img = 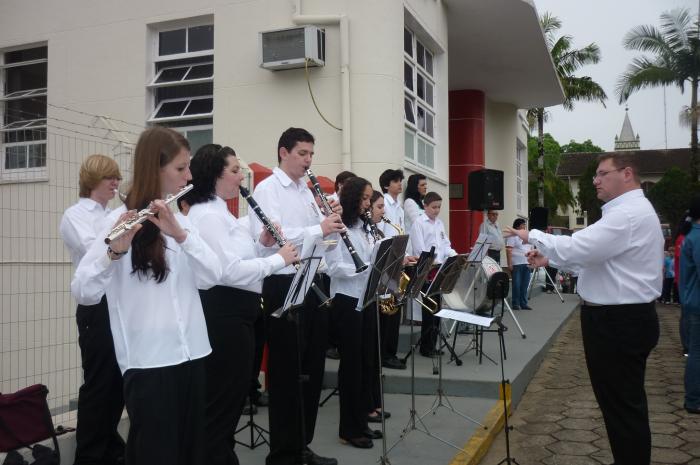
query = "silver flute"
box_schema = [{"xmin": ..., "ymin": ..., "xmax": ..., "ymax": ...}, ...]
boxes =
[{"xmin": 104, "ymin": 184, "xmax": 193, "ymax": 244}]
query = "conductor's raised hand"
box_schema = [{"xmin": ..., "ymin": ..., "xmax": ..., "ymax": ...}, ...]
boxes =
[
  {"xmin": 504, "ymin": 226, "xmax": 529, "ymax": 243},
  {"xmin": 321, "ymin": 213, "xmax": 345, "ymax": 237},
  {"xmin": 277, "ymin": 242, "xmax": 299, "ymax": 266},
  {"xmin": 526, "ymin": 249, "xmax": 549, "ymax": 268},
  {"xmin": 147, "ymin": 199, "xmax": 188, "ymax": 243},
  {"xmin": 109, "ymin": 211, "xmax": 141, "ymax": 254}
]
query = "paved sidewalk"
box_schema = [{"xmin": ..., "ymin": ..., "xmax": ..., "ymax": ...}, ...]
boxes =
[{"xmin": 479, "ymin": 304, "xmax": 700, "ymax": 465}]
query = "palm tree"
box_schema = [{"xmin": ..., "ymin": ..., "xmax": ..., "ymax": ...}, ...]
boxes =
[
  {"xmin": 531, "ymin": 13, "xmax": 608, "ymax": 208},
  {"xmin": 617, "ymin": 8, "xmax": 700, "ymax": 181}
]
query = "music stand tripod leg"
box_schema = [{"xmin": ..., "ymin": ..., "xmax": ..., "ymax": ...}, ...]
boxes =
[{"xmin": 543, "ymin": 268, "xmax": 565, "ymax": 303}]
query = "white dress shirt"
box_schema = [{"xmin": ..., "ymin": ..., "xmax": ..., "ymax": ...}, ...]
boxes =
[
  {"xmin": 403, "ymin": 198, "xmax": 422, "ymax": 236},
  {"xmin": 326, "ymin": 221, "xmax": 375, "ymax": 306},
  {"xmin": 188, "ymin": 196, "xmax": 286, "ymax": 294},
  {"xmin": 409, "ymin": 212, "xmax": 457, "ymax": 264},
  {"xmin": 480, "ymin": 219, "xmax": 505, "ymax": 251},
  {"xmin": 528, "ymin": 189, "xmax": 663, "ymax": 305},
  {"xmin": 249, "ymin": 167, "xmax": 328, "ymax": 275},
  {"xmin": 59, "ymin": 198, "xmax": 111, "ymax": 267},
  {"xmin": 383, "ymin": 194, "xmax": 405, "ymax": 237},
  {"xmin": 506, "ymin": 235, "xmax": 531, "ymax": 266},
  {"xmin": 71, "ymin": 206, "xmax": 222, "ymax": 373}
]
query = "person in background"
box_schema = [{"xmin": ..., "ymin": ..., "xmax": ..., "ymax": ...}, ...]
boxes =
[
  {"xmin": 410, "ymin": 191, "xmax": 457, "ymax": 357},
  {"xmin": 403, "ymin": 173, "xmax": 427, "ymax": 235},
  {"xmin": 680, "ymin": 194, "xmax": 700, "ymax": 416},
  {"xmin": 60, "ymin": 154, "xmax": 125, "ymax": 465},
  {"xmin": 378, "ymin": 169, "xmax": 407, "ymax": 370},
  {"xmin": 676, "ymin": 215, "xmax": 693, "ymax": 355},
  {"xmin": 479, "ymin": 210, "xmax": 505, "ymax": 264},
  {"xmin": 71, "ymin": 127, "xmax": 223, "ymax": 465},
  {"xmin": 662, "ymin": 247, "xmax": 676, "ymax": 304},
  {"xmin": 185, "ymin": 144, "xmax": 298, "ymax": 465},
  {"xmin": 505, "ymin": 218, "xmax": 532, "ymax": 310}
]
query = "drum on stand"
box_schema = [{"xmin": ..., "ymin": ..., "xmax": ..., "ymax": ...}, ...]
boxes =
[{"xmin": 441, "ymin": 256, "xmax": 503, "ymax": 314}]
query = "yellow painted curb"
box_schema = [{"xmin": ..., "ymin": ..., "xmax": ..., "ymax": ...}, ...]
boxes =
[{"xmin": 448, "ymin": 382, "xmax": 512, "ymax": 465}]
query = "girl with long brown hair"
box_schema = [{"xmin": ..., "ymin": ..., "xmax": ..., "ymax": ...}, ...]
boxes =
[{"xmin": 71, "ymin": 126, "xmax": 222, "ymax": 465}]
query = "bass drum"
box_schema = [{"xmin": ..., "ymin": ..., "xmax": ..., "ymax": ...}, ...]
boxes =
[{"xmin": 441, "ymin": 256, "xmax": 503, "ymax": 314}]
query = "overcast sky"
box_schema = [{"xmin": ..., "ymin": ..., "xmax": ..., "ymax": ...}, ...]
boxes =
[{"xmin": 531, "ymin": 0, "xmax": 697, "ymax": 151}]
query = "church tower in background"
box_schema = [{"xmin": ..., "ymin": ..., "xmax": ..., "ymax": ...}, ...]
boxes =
[{"xmin": 614, "ymin": 107, "xmax": 640, "ymax": 151}]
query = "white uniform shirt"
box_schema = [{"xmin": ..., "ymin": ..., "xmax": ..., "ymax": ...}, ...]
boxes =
[
  {"xmin": 71, "ymin": 206, "xmax": 222, "ymax": 373},
  {"xmin": 403, "ymin": 198, "xmax": 422, "ymax": 236},
  {"xmin": 506, "ymin": 235, "xmax": 531, "ymax": 266},
  {"xmin": 409, "ymin": 212, "xmax": 457, "ymax": 264},
  {"xmin": 187, "ymin": 196, "xmax": 286, "ymax": 294},
  {"xmin": 326, "ymin": 221, "xmax": 375, "ymax": 305},
  {"xmin": 248, "ymin": 167, "xmax": 327, "ymax": 275},
  {"xmin": 59, "ymin": 198, "xmax": 111, "ymax": 267},
  {"xmin": 528, "ymin": 189, "xmax": 663, "ymax": 305},
  {"xmin": 383, "ymin": 194, "xmax": 405, "ymax": 237},
  {"xmin": 480, "ymin": 219, "xmax": 505, "ymax": 252}
]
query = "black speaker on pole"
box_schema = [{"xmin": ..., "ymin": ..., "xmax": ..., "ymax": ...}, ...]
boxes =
[
  {"xmin": 468, "ymin": 169, "xmax": 504, "ymax": 211},
  {"xmin": 529, "ymin": 207, "xmax": 549, "ymax": 231}
]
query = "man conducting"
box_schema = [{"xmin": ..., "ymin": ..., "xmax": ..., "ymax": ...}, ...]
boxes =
[{"xmin": 506, "ymin": 152, "xmax": 662, "ymax": 465}]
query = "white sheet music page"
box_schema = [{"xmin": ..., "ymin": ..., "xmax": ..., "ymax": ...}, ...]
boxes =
[{"xmin": 434, "ymin": 308, "xmax": 494, "ymax": 328}]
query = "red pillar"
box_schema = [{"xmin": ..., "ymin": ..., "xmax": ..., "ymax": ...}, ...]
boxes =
[{"xmin": 449, "ymin": 90, "xmax": 485, "ymax": 253}]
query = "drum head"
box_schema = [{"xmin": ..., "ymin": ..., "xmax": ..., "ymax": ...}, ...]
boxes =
[{"xmin": 441, "ymin": 257, "xmax": 503, "ymax": 313}]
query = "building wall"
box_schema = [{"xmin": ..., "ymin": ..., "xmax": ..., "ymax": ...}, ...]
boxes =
[{"xmin": 0, "ymin": 0, "xmax": 455, "ymax": 415}]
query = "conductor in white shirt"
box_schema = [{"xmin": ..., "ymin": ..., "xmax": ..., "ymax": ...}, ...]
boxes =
[
  {"xmin": 59, "ymin": 154, "xmax": 125, "ymax": 465},
  {"xmin": 249, "ymin": 128, "xmax": 345, "ymax": 465},
  {"xmin": 506, "ymin": 152, "xmax": 663, "ymax": 465}
]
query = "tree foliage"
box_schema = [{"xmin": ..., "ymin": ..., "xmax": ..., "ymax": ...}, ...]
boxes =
[
  {"xmin": 527, "ymin": 134, "xmax": 575, "ymax": 221},
  {"xmin": 617, "ymin": 8, "xmax": 700, "ymax": 180},
  {"xmin": 647, "ymin": 167, "xmax": 699, "ymax": 227},
  {"xmin": 561, "ymin": 139, "xmax": 604, "ymax": 153}
]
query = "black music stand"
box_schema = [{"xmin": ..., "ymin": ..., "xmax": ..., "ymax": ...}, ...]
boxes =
[
  {"xmin": 235, "ymin": 395, "xmax": 269, "ymax": 449},
  {"xmin": 360, "ymin": 235, "xmax": 409, "ymax": 465},
  {"xmin": 272, "ymin": 239, "xmax": 326, "ymax": 465}
]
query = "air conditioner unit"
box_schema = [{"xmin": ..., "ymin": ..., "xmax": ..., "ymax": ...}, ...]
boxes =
[{"xmin": 260, "ymin": 26, "xmax": 325, "ymax": 71}]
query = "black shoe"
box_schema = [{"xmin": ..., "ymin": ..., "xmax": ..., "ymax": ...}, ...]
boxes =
[
  {"xmin": 363, "ymin": 428, "xmax": 383, "ymax": 439},
  {"xmin": 254, "ymin": 391, "xmax": 269, "ymax": 407},
  {"xmin": 300, "ymin": 449, "xmax": 338, "ymax": 465},
  {"xmin": 242, "ymin": 403, "xmax": 258, "ymax": 415},
  {"xmin": 367, "ymin": 410, "xmax": 391, "ymax": 422},
  {"xmin": 382, "ymin": 357, "xmax": 406, "ymax": 370},
  {"xmin": 326, "ymin": 347, "xmax": 340, "ymax": 360},
  {"xmin": 340, "ymin": 436, "xmax": 373, "ymax": 448},
  {"xmin": 686, "ymin": 406, "xmax": 700, "ymax": 414},
  {"xmin": 521, "ymin": 305, "xmax": 532, "ymax": 310}
]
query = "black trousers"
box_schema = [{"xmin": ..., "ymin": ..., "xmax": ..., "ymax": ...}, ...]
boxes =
[
  {"xmin": 487, "ymin": 249, "xmax": 500, "ymax": 263},
  {"xmin": 263, "ymin": 274, "xmax": 329, "ymax": 465},
  {"xmin": 335, "ymin": 295, "xmax": 371, "ymax": 438},
  {"xmin": 363, "ymin": 303, "xmax": 382, "ymax": 412},
  {"xmin": 545, "ymin": 266, "xmax": 558, "ymax": 291},
  {"xmin": 123, "ymin": 358, "xmax": 206, "ymax": 465},
  {"xmin": 250, "ymin": 307, "xmax": 267, "ymax": 399},
  {"xmin": 379, "ymin": 311, "xmax": 401, "ymax": 361},
  {"xmin": 581, "ymin": 303, "xmax": 659, "ymax": 465},
  {"xmin": 200, "ymin": 286, "xmax": 260, "ymax": 465},
  {"xmin": 74, "ymin": 296, "xmax": 125, "ymax": 465},
  {"xmin": 420, "ymin": 286, "xmax": 441, "ymax": 354}
]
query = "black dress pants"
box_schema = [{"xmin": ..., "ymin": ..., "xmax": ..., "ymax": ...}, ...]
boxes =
[
  {"xmin": 263, "ymin": 274, "xmax": 329, "ymax": 465},
  {"xmin": 335, "ymin": 294, "xmax": 371, "ymax": 439},
  {"xmin": 420, "ymin": 285, "xmax": 441, "ymax": 354},
  {"xmin": 200, "ymin": 286, "xmax": 260, "ymax": 465},
  {"xmin": 379, "ymin": 311, "xmax": 401, "ymax": 361},
  {"xmin": 363, "ymin": 303, "xmax": 382, "ymax": 412},
  {"xmin": 580, "ymin": 303, "xmax": 659, "ymax": 465},
  {"xmin": 74, "ymin": 296, "xmax": 125, "ymax": 465},
  {"xmin": 123, "ymin": 358, "xmax": 206, "ymax": 465},
  {"xmin": 250, "ymin": 307, "xmax": 267, "ymax": 400}
]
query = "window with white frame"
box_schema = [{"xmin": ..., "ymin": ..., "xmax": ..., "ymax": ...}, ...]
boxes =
[
  {"xmin": 404, "ymin": 27, "xmax": 436, "ymax": 170},
  {"xmin": 148, "ymin": 22, "xmax": 214, "ymax": 153},
  {"xmin": 0, "ymin": 45, "xmax": 47, "ymax": 177},
  {"xmin": 516, "ymin": 139, "xmax": 526, "ymax": 213}
]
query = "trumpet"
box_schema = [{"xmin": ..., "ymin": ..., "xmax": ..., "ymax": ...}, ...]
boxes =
[
  {"xmin": 239, "ymin": 186, "xmax": 332, "ymax": 307},
  {"xmin": 306, "ymin": 169, "xmax": 368, "ymax": 273},
  {"xmin": 104, "ymin": 184, "xmax": 193, "ymax": 244}
]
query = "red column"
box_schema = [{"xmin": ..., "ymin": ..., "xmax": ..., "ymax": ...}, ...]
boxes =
[{"xmin": 449, "ymin": 90, "xmax": 485, "ymax": 253}]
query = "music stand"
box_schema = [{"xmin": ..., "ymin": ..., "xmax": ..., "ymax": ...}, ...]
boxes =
[
  {"xmin": 271, "ymin": 237, "xmax": 328, "ymax": 465},
  {"xmin": 359, "ymin": 235, "xmax": 409, "ymax": 465}
]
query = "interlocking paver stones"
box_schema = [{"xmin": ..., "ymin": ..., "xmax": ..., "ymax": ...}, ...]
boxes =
[{"xmin": 479, "ymin": 305, "xmax": 700, "ymax": 465}]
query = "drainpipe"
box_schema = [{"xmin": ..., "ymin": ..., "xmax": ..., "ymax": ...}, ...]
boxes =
[{"xmin": 293, "ymin": 0, "xmax": 352, "ymax": 171}]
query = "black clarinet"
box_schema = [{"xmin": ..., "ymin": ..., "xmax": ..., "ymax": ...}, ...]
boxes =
[
  {"xmin": 364, "ymin": 211, "xmax": 384, "ymax": 242},
  {"xmin": 306, "ymin": 169, "xmax": 369, "ymax": 273},
  {"xmin": 239, "ymin": 186, "xmax": 332, "ymax": 307}
]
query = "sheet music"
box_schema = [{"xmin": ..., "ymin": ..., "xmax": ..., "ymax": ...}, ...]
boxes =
[
  {"xmin": 434, "ymin": 309, "xmax": 494, "ymax": 327},
  {"xmin": 276, "ymin": 235, "xmax": 328, "ymax": 316}
]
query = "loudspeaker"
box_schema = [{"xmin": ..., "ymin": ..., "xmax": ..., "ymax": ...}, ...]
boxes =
[
  {"xmin": 529, "ymin": 207, "xmax": 549, "ymax": 231},
  {"xmin": 468, "ymin": 169, "xmax": 504, "ymax": 210}
]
